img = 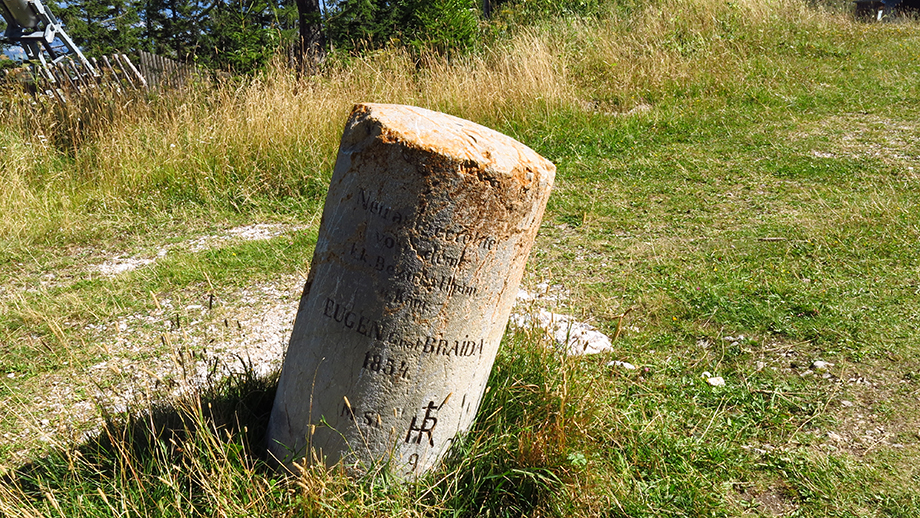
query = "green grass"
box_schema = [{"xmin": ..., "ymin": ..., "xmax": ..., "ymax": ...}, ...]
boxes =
[{"xmin": 3, "ymin": 0, "xmax": 920, "ymax": 515}]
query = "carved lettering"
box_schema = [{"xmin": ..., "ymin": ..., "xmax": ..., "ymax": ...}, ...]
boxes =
[
  {"xmin": 405, "ymin": 401, "xmax": 439, "ymax": 446},
  {"xmin": 418, "ymin": 243, "xmax": 470, "ymax": 268},
  {"xmin": 375, "ymin": 230, "xmax": 396, "ymax": 249},
  {"xmin": 344, "ymin": 310, "xmax": 357, "ymax": 329},
  {"xmin": 414, "ymin": 221, "xmax": 497, "ymax": 250},
  {"xmin": 435, "ymin": 274, "xmax": 477, "ymax": 297},
  {"xmin": 359, "ymin": 188, "xmax": 406, "ymax": 224},
  {"xmin": 362, "ymin": 350, "xmax": 410, "ymax": 379},
  {"xmin": 341, "ymin": 401, "xmax": 382, "ymax": 429},
  {"xmin": 418, "ymin": 335, "xmax": 484, "ymax": 357},
  {"xmin": 266, "ymin": 103, "xmax": 556, "ymax": 478},
  {"xmin": 389, "ymin": 268, "xmax": 478, "ymax": 299},
  {"xmin": 371, "ymin": 319, "xmax": 386, "ymax": 341},
  {"xmin": 346, "ymin": 240, "xmax": 481, "ymax": 304},
  {"xmin": 324, "ymin": 298, "xmax": 390, "ymax": 342},
  {"xmin": 324, "ymin": 297, "xmax": 487, "ymax": 359},
  {"xmin": 382, "ymin": 287, "xmax": 432, "ymax": 314},
  {"xmin": 363, "ymin": 351, "xmax": 382, "ymax": 371},
  {"xmin": 349, "ymin": 242, "xmax": 369, "ymax": 264},
  {"xmin": 363, "ymin": 411, "xmax": 382, "ymax": 428}
]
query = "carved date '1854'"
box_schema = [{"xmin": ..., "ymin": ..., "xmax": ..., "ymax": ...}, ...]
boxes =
[{"xmin": 362, "ymin": 350, "xmax": 410, "ymax": 379}]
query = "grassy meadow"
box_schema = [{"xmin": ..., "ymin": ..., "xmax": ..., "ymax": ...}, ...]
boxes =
[{"xmin": 2, "ymin": 0, "xmax": 920, "ymax": 515}]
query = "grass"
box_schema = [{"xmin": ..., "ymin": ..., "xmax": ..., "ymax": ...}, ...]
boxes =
[{"xmin": 2, "ymin": 0, "xmax": 920, "ymax": 515}]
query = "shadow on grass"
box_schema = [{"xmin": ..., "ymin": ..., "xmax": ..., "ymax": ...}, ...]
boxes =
[
  {"xmin": 1, "ymin": 333, "xmax": 574, "ymax": 517},
  {"xmin": 1, "ymin": 365, "xmax": 280, "ymax": 514}
]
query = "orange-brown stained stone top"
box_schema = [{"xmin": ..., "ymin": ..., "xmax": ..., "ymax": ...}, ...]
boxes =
[{"xmin": 348, "ymin": 103, "xmax": 556, "ymax": 186}]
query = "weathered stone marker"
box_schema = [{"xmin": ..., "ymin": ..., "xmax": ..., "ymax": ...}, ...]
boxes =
[{"xmin": 267, "ymin": 103, "xmax": 555, "ymax": 477}]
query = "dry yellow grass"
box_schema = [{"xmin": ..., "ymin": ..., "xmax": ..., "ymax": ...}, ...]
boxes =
[{"xmin": 0, "ymin": 0, "xmax": 861, "ymax": 244}]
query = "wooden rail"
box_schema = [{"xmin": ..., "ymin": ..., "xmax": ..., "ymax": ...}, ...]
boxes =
[{"xmin": 1, "ymin": 51, "xmax": 197, "ymax": 101}]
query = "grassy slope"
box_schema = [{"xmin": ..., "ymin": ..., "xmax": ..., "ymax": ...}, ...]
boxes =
[{"xmin": 2, "ymin": 0, "xmax": 920, "ymax": 515}]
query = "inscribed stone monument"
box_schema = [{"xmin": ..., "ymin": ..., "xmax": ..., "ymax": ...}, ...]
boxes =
[{"xmin": 267, "ymin": 103, "xmax": 555, "ymax": 477}]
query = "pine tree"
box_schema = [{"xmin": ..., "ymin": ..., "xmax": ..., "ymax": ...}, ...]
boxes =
[
  {"xmin": 294, "ymin": 0, "xmax": 323, "ymax": 72},
  {"xmin": 141, "ymin": 0, "xmax": 210, "ymax": 61},
  {"xmin": 55, "ymin": 0, "xmax": 144, "ymax": 56},
  {"xmin": 325, "ymin": 0, "xmax": 478, "ymax": 55},
  {"xmin": 202, "ymin": 0, "xmax": 296, "ymax": 72}
]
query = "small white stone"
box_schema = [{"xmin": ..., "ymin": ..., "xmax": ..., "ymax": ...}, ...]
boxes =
[
  {"xmin": 607, "ymin": 360, "xmax": 636, "ymax": 370},
  {"xmin": 706, "ymin": 376, "xmax": 726, "ymax": 387},
  {"xmin": 811, "ymin": 360, "xmax": 833, "ymax": 371},
  {"xmin": 840, "ymin": 400, "xmax": 854, "ymax": 407},
  {"xmin": 516, "ymin": 289, "xmax": 534, "ymax": 301},
  {"xmin": 512, "ymin": 309, "xmax": 614, "ymax": 355}
]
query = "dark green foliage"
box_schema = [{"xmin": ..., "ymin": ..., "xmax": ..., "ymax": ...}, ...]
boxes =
[
  {"xmin": 3, "ymin": 0, "xmax": 611, "ymax": 72},
  {"xmin": 324, "ymin": 0, "xmax": 480, "ymax": 55},
  {"xmin": 139, "ymin": 0, "xmax": 298, "ymax": 71},
  {"xmin": 407, "ymin": 0, "xmax": 479, "ymax": 54},
  {"xmin": 141, "ymin": 0, "xmax": 212, "ymax": 60},
  {"xmin": 199, "ymin": 0, "xmax": 297, "ymax": 71},
  {"xmin": 49, "ymin": 0, "xmax": 297, "ymax": 72},
  {"xmin": 54, "ymin": 0, "xmax": 144, "ymax": 56}
]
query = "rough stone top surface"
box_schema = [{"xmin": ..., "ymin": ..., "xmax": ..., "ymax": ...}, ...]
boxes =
[{"xmin": 348, "ymin": 103, "xmax": 555, "ymax": 182}]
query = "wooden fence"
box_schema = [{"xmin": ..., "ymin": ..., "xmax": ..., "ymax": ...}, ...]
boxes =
[
  {"xmin": 1, "ymin": 53, "xmax": 147, "ymax": 101},
  {"xmin": 1, "ymin": 51, "xmax": 197, "ymax": 101},
  {"xmin": 134, "ymin": 50, "xmax": 195, "ymax": 90}
]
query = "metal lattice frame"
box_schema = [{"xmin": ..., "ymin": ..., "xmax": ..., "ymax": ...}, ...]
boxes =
[{"xmin": 1, "ymin": 0, "xmax": 97, "ymax": 82}]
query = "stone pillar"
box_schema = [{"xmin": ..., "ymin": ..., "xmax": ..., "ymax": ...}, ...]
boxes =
[{"xmin": 267, "ymin": 103, "xmax": 555, "ymax": 477}]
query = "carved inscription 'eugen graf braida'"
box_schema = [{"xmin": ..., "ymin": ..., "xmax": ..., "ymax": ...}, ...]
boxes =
[{"xmin": 322, "ymin": 296, "xmax": 486, "ymax": 359}]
